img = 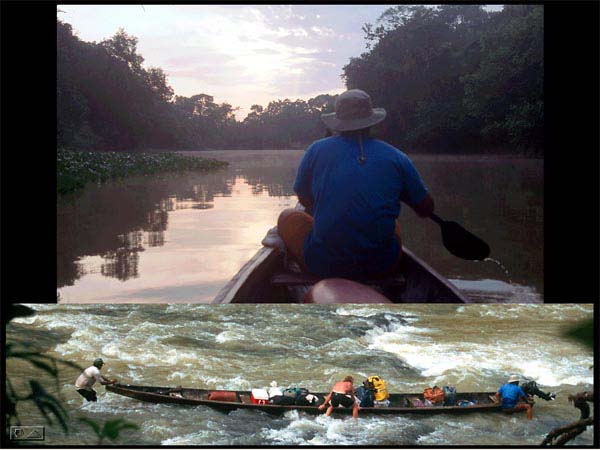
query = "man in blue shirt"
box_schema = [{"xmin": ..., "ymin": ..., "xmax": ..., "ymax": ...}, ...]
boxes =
[
  {"xmin": 278, "ymin": 89, "xmax": 435, "ymax": 281},
  {"xmin": 495, "ymin": 375, "xmax": 533, "ymax": 419}
]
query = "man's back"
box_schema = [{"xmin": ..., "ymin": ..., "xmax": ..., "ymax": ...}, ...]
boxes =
[
  {"xmin": 75, "ymin": 365, "xmax": 101, "ymax": 390},
  {"xmin": 498, "ymin": 383, "xmax": 526, "ymax": 408},
  {"xmin": 294, "ymin": 134, "xmax": 428, "ymax": 278},
  {"xmin": 332, "ymin": 380, "xmax": 353, "ymax": 394}
]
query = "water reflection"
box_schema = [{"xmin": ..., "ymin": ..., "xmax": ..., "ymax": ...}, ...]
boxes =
[
  {"xmin": 57, "ymin": 151, "xmax": 543, "ymax": 303},
  {"xmin": 57, "ymin": 153, "xmax": 299, "ymax": 302}
]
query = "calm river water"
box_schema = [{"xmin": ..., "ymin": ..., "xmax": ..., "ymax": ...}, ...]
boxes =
[
  {"xmin": 7, "ymin": 304, "xmax": 592, "ymax": 446},
  {"xmin": 57, "ymin": 150, "xmax": 543, "ymax": 303}
]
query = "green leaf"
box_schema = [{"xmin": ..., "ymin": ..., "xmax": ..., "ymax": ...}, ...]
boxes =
[
  {"xmin": 4, "ymin": 304, "xmax": 35, "ymax": 324},
  {"xmin": 78, "ymin": 417, "xmax": 102, "ymax": 436},
  {"xmin": 564, "ymin": 319, "xmax": 594, "ymax": 351},
  {"xmin": 103, "ymin": 418, "xmax": 139, "ymax": 441},
  {"xmin": 21, "ymin": 356, "xmax": 59, "ymax": 377},
  {"xmin": 28, "ymin": 380, "xmax": 69, "ymax": 433},
  {"xmin": 7, "ymin": 349, "xmax": 83, "ymax": 372}
]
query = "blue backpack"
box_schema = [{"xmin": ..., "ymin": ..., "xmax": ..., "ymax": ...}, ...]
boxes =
[{"xmin": 355, "ymin": 385, "xmax": 375, "ymax": 408}]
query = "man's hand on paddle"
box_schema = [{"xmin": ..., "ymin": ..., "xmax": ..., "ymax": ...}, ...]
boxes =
[{"xmin": 409, "ymin": 193, "xmax": 435, "ymax": 218}]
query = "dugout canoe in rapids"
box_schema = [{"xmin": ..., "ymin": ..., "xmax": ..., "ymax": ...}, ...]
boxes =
[
  {"xmin": 213, "ymin": 227, "xmax": 470, "ymax": 304},
  {"xmin": 106, "ymin": 384, "xmax": 507, "ymax": 416}
]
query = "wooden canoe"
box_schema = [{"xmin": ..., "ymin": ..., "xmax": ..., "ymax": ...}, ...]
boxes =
[
  {"xmin": 213, "ymin": 243, "xmax": 470, "ymax": 304},
  {"xmin": 107, "ymin": 384, "xmax": 505, "ymax": 416}
]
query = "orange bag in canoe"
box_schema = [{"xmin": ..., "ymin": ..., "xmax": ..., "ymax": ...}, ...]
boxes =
[
  {"xmin": 423, "ymin": 386, "xmax": 445, "ymax": 404},
  {"xmin": 207, "ymin": 391, "xmax": 238, "ymax": 402}
]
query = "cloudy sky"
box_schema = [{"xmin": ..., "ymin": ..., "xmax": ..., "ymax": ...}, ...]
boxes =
[
  {"xmin": 58, "ymin": 5, "xmax": 395, "ymax": 118},
  {"xmin": 58, "ymin": 5, "xmax": 501, "ymax": 119}
]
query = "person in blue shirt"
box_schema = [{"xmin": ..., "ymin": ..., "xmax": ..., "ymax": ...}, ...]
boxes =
[
  {"xmin": 495, "ymin": 375, "xmax": 533, "ymax": 419},
  {"xmin": 277, "ymin": 89, "xmax": 435, "ymax": 282}
]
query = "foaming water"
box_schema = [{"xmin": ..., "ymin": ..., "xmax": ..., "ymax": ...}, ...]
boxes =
[
  {"xmin": 448, "ymin": 257, "xmax": 544, "ymax": 303},
  {"xmin": 7, "ymin": 304, "xmax": 593, "ymax": 446},
  {"xmin": 363, "ymin": 320, "xmax": 593, "ymax": 386},
  {"xmin": 452, "ymin": 278, "xmax": 542, "ymax": 303}
]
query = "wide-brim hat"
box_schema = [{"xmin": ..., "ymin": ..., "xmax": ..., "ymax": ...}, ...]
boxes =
[
  {"xmin": 321, "ymin": 89, "xmax": 386, "ymax": 132},
  {"xmin": 508, "ymin": 374, "xmax": 520, "ymax": 383}
]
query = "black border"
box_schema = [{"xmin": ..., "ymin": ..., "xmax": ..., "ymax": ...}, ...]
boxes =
[
  {"xmin": 1, "ymin": 1, "xmax": 57, "ymax": 303},
  {"xmin": 543, "ymin": 1, "xmax": 600, "ymax": 301}
]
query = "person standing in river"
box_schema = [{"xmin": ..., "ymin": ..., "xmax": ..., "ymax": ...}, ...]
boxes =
[
  {"xmin": 318, "ymin": 375, "xmax": 359, "ymax": 420},
  {"xmin": 278, "ymin": 89, "xmax": 435, "ymax": 280},
  {"xmin": 75, "ymin": 358, "xmax": 116, "ymax": 402},
  {"xmin": 495, "ymin": 375, "xmax": 533, "ymax": 420}
]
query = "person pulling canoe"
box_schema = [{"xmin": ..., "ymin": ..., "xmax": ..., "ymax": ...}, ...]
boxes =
[
  {"xmin": 521, "ymin": 378, "xmax": 556, "ymax": 401},
  {"xmin": 495, "ymin": 375, "xmax": 533, "ymax": 420},
  {"xmin": 278, "ymin": 89, "xmax": 435, "ymax": 281},
  {"xmin": 318, "ymin": 375, "xmax": 359, "ymax": 420},
  {"xmin": 75, "ymin": 358, "xmax": 117, "ymax": 402}
]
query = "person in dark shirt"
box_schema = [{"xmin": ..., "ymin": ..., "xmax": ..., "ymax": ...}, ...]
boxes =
[
  {"xmin": 278, "ymin": 89, "xmax": 434, "ymax": 280},
  {"xmin": 521, "ymin": 378, "xmax": 556, "ymax": 401},
  {"xmin": 495, "ymin": 375, "xmax": 533, "ymax": 420}
]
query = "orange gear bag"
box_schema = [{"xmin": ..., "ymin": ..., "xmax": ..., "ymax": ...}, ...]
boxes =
[{"xmin": 423, "ymin": 386, "xmax": 445, "ymax": 404}]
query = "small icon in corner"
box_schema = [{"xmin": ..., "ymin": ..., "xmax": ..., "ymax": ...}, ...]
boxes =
[{"xmin": 10, "ymin": 426, "xmax": 45, "ymax": 441}]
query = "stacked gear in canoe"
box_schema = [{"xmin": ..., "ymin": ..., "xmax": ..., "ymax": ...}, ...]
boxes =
[
  {"xmin": 250, "ymin": 389, "xmax": 269, "ymax": 404},
  {"xmin": 270, "ymin": 386, "xmax": 322, "ymax": 406},
  {"xmin": 367, "ymin": 376, "xmax": 389, "ymax": 401},
  {"xmin": 355, "ymin": 380, "xmax": 375, "ymax": 407},
  {"xmin": 443, "ymin": 386, "xmax": 457, "ymax": 406},
  {"xmin": 283, "ymin": 387, "xmax": 308, "ymax": 399},
  {"xmin": 423, "ymin": 386, "xmax": 445, "ymax": 405}
]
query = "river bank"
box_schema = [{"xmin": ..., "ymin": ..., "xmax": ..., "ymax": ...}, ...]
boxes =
[{"xmin": 57, "ymin": 148, "xmax": 228, "ymax": 195}]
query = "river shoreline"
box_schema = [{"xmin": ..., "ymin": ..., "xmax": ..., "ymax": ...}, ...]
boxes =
[
  {"xmin": 181, "ymin": 149, "xmax": 544, "ymax": 161},
  {"xmin": 57, "ymin": 148, "xmax": 228, "ymax": 195}
]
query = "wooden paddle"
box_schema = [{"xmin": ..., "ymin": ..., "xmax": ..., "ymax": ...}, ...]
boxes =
[{"xmin": 430, "ymin": 213, "xmax": 490, "ymax": 261}]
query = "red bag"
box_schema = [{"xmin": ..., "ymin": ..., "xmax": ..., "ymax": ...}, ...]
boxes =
[
  {"xmin": 423, "ymin": 386, "xmax": 445, "ymax": 404},
  {"xmin": 207, "ymin": 391, "xmax": 238, "ymax": 402}
]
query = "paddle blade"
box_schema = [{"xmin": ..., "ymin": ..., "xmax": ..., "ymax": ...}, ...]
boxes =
[{"xmin": 440, "ymin": 221, "xmax": 490, "ymax": 261}]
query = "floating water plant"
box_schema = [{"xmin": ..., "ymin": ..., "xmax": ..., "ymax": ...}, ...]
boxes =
[{"xmin": 57, "ymin": 148, "xmax": 228, "ymax": 194}]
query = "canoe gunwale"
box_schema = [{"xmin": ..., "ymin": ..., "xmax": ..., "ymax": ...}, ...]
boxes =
[
  {"xmin": 106, "ymin": 384, "xmax": 503, "ymax": 415},
  {"xmin": 213, "ymin": 243, "xmax": 470, "ymax": 303},
  {"xmin": 212, "ymin": 246, "xmax": 279, "ymax": 303},
  {"xmin": 400, "ymin": 247, "xmax": 471, "ymax": 303}
]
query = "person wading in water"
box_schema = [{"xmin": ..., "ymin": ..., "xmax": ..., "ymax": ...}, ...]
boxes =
[
  {"xmin": 495, "ymin": 375, "xmax": 533, "ymax": 420},
  {"xmin": 75, "ymin": 358, "xmax": 117, "ymax": 402},
  {"xmin": 318, "ymin": 375, "xmax": 359, "ymax": 420},
  {"xmin": 278, "ymin": 89, "xmax": 435, "ymax": 283}
]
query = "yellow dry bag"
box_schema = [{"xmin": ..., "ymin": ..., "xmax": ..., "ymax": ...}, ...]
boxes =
[{"xmin": 368, "ymin": 375, "xmax": 389, "ymax": 401}]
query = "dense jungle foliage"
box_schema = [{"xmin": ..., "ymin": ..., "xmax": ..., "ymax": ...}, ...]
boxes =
[{"xmin": 57, "ymin": 5, "xmax": 543, "ymax": 155}]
